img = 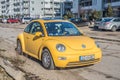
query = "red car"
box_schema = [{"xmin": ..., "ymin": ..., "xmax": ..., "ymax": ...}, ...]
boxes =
[{"xmin": 7, "ymin": 18, "xmax": 19, "ymax": 23}]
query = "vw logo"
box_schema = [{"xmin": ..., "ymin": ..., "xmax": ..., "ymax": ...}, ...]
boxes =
[{"xmin": 82, "ymin": 44, "xmax": 86, "ymax": 48}]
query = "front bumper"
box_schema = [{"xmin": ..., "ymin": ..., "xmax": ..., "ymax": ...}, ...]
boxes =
[{"xmin": 54, "ymin": 50, "xmax": 102, "ymax": 68}]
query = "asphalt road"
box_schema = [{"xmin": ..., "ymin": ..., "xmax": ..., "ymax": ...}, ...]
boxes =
[{"xmin": 0, "ymin": 23, "xmax": 120, "ymax": 80}]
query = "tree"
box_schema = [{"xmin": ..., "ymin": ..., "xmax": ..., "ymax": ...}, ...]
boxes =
[
  {"xmin": 91, "ymin": 10, "xmax": 102, "ymax": 20},
  {"xmin": 63, "ymin": 15, "xmax": 68, "ymax": 20},
  {"xmin": 106, "ymin": 5, "xmax": 113, "ymax": 17},
  {"xmin": 63, "ymin": 11, "xmax": 73, "ymax": 19}
]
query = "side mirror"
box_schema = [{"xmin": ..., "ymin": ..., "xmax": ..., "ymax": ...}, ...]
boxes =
[{"xmin": 35, "ymin": 32, "xmax": 42, "ymax": 37}]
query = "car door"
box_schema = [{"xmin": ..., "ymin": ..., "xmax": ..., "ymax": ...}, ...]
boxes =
[
  {"xmin": 23, "ymin": 22, "xmax": 33, "ymax": 52},
  {"xmin": 24, "ymin": 21, "xmax": 45, "ymax": 57}
]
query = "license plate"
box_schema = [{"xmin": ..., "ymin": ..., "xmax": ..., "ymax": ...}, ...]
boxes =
[{"xmin": 80, "ymin": 55, "xmax": 94, "ymax": 61}]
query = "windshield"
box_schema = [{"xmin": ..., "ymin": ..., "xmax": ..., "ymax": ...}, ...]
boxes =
[
  {"xmin": 24, "ymin": 18, "xmax": 31, "ymax": 20},
  {"xmin": 44, "ymin": 22, "xmax": 83, "ymax": 36}
]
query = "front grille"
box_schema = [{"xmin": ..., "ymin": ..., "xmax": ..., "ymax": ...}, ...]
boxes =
[{"xmin": 66, "ymin": 58, "xmax": 100, "ymax": 67}]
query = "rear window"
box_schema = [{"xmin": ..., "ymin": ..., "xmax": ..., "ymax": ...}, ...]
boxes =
[{"xmin": 24, "ymin": 18, "xmax": 31, "ymax": 20}]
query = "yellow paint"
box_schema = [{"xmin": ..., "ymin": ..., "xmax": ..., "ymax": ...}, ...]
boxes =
[{"xmin": 17, "ymin": 19, "xmax": 102, "ymax": 68}]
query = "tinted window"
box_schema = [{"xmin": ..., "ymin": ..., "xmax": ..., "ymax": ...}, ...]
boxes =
[
  {"xmin": 30, "ymin": 22, "xmax": 44, "ymax": 35},
  {"xmin": 44, "ymin": 22, "xmax": 83, "ymax": 36},
  {"xmin": 24, "ymin": 22, "xmax": 33, "ymax": 33},
  {"xmin": 113, "ymin": 18, "xmax": 120, "ymax": 22},
  {"xmin": 24, "ymin": 18, "xmax": 31, "ymax": 20}
]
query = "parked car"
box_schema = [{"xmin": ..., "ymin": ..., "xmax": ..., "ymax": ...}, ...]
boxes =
[
  {"xmin": 2, "ymin": 18, "xmax": 7, "ymax": 23},
  {"xmin": 98, "ymin": 17, "xmax": 120, "ymax": 31},
  {"xmin": 7, "ymin": 18, "xmax": 19, "ymax": 23},
  {"xmin": 94, "ymin": 17, "xmax": 111, "ymax": 30},
  {"xmin": 0, "ymin": 18, "xmax": 2, "ymax": 23},
  {"xmin": 70, "ymin": 18, "xmax": 88, "ymax": 27},
  {"xmin": 16, "ymin": 19, "xmax": 102, "ymax": 69},
  {"xmin": 21, "ymin": 17, "xmax": 32, "ymax": 24}
]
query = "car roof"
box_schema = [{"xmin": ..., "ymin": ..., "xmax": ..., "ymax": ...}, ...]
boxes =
[{"xmin": 32, "ymin": 19, "xmax": 69, "ymax": 23}]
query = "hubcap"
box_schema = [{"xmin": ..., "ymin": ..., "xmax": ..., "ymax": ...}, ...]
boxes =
[{"xmin": 43, "ymin": 52, "xmax": 51, "ymax": 68}]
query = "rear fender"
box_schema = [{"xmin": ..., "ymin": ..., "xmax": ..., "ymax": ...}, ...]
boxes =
[{"xmin": 17, "ymin": 33, "xmax": 25, "ymax": 52}]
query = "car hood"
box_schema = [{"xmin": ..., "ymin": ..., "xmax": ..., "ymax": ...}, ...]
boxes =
[{"xmin": 50, "ymin": 36, "xmax": 95, "ymax": 50}]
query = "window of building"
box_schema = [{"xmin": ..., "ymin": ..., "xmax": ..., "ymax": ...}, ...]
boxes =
[
  {"xmin": 32, "ymin": 8, "xmax": 34, "ymax": 11},
  {"xmin": 31, "ymin": 1, "xmax": 34, "ymax": 4}
]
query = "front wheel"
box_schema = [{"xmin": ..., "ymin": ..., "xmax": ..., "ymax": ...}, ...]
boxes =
[{"xmin": 41, "ymin": 49, "xmax": 55, "ymax": 70}]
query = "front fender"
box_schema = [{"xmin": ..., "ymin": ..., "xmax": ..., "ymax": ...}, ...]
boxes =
[{"xmin": 38, "ymin": 39, "xmax": 60, "ymax": 61}]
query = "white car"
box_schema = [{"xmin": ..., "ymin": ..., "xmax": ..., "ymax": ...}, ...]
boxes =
[
  {"xmin": 2, "ymin": 18, "xmax": 7, "ymax": 23},
  {"xmin": 21, "ymin": 17, "xmax": 32, "ymax": 24}
]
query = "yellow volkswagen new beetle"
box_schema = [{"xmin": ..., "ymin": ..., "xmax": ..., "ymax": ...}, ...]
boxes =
[{"xmin": 16, "ymin": 19, "xmax": 102, "ymax": 69}]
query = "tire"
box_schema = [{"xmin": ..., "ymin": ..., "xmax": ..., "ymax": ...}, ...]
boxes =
[
  {"xmin": 111, "ymin": 26, "xmax": 117, "ymax": 32},
  {"xmin": 94, "ymin": 26, "xmax": 98, "ymax": 30},
  {"xmin": 42, "ymin": 49, "xmax": 55, "ymax": 70},
  {"xmin": 16, "ymin": 40, "xmax": 23, "ymax": 55}
]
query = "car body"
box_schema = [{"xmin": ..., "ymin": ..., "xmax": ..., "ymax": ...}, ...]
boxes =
[
  {"xmin": 16, "ymin": 19, "xmax": 102, "ymax": 69},
  {"xmin": 98, "ymin": 17, "xmax": 120, "ymax": 31},
  {"xmin": 94, "ymin": 17, "xmax": 111, "ymax": 29},
  {"xmin": 21, "ymin": 17, "xmax": 32, "ymax": 24},
  {"xmin": 7, "ymin": 18, "xmax": 19, "ymax": 23},
  {"xmin": 2, "ymin": 18, "xmax": 7, "ymax": 23}
]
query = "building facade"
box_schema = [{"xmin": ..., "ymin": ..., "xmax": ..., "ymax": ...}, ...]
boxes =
[
  {"xmin": 72, "ymin": 0, "xmax": 120, "ymax": 18},
  {"xmin": 103, "ymin": 0, "xmax": 120, "ymax": 17},
  {"xmin": 71, "ymin": 0, "xmax": 79, "ymax": 18},
  {"xmin": 63, "ymin": 0, "xmax": 73, "ymax": 15},
  {"xmin": 0, "ymin": 0, "xmax": 1, "ymax": 16},
  {"xmin": 0, "ymin": 0, "xmax": 65, "ymax": 18}
]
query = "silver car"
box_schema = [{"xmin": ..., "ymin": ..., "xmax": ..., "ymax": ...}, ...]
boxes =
[{"xmin": 98, "ymin": 17, "xmax": 120, "ymax": 31}]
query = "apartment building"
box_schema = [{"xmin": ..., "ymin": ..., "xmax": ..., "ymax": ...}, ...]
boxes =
[
  {"xmin": 79, "ymin": 0, "xmax": 102, "ymax": 18},
  {"xmin": 42, "ymin": 0, "xmax": 61, "ymax": 18},
  {"xmin": 71, "ymin": 0, "xmax": 79, "ymax": 18},
  {"xmin": 103, "ymin": 0, "xmax": 120, "ymax": 17},
  {"xmin": 0, "ymin": 1, "xmax": 1, "ymax": 16},
  {"xmin": 72, "ymin": 0, "xmax": 120, "ymax": 18},
  {"xmin": 0, "ymin": 0, "xmax": 64, "ymax": 18},
  {"xmin": 62, "ymin": 0, "xmax": 73, "ymax": 15}
]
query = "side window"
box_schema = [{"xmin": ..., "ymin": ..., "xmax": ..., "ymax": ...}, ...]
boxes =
[
  {"xmin": 24, "ymin": 22, "xmax": 33, "ymax": 33},
  {"xmin": 118, "ymin": 18, "xmax": 120, "ymax": 22},
  {"xmin": 113, "ymin": 18, "xmax": 119, "ymax": 22},
  {"xmin": 30, "ymin": 22, "xmax": 44, "ymax": 36}
]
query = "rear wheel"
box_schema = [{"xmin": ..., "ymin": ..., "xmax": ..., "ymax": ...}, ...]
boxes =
[
  {"xmin": 111, "ymin": 26, "xmax": 117, "ymax": 32},
  {"xmin": 16, "ymin": 40, "xmax": 23, "ymax": 55},
  {"xmin": 42, "ymin": 49, "xmax": 55, "ymax": 70}
]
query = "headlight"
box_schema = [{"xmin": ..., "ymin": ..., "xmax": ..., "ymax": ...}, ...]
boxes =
[
  {"xmin": 95, "ymin": 42, "xmax": 100, "ymax": 48},
  {"xmin": 56, "ymin": 44, "xmax": 66, "ymax": 52}
]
